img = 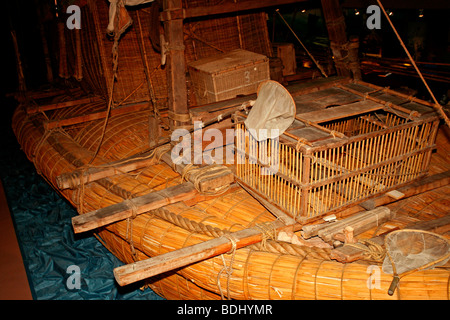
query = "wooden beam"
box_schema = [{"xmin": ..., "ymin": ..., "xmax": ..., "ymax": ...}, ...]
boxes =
[
  {"xmin": 159, "ymin": 152, "xmax": 235, "ymax": 194},
  {"xmin": 321, "ymin": 0, "xmax": 351, "ymax": 77},
  {"xmin": 298, "ymin": 100, "xmax": 383, "ymax": 123},
  {"xmin": 338, "ymin": 84, "xmax": 420, "ymax": 118},
  {"xmin": 27, "ymin": 96, "xmax": 103, "ymax": 114},
  {"xmin": 72, "ymin": 182, "xmax": 198, "ymax": 233},
  {"xmin": 44, "ymin": 101, "xmax": 149, "ymax": 130},
  {"xmin": 301, "ymin": 206, "xmax": 393, "ymax": 239},
  {"xmin": 358, "ymin": 170, "xmax": 450, "ymax": 212},
  {"xmin": 58, "ymin": 143, "xmax": 234, "ymax": 194},
  {"xmin": 113, "ymin": 219, "xmax": 301, "ymax": 286},
  {"xmin": 56, "ymin": 149, "xmax": 160, "ymax": 190},
  {"xmin": 319, "ymin": 207, "xmax": 393, "ymax": 242},
  {"xmin": 163, "ymin": 0, "xmax": 189, "ymax": 129},
  {"xmin": 331, "ymin": 215, "xmax": 450, "ymax": 263},
  {"xmin": 341, "ymin": 0, "xmax": 450, "ymax": 10},
  {"xmin": 161, "ymin": 0, "xmax": 307, "ymax": 21}
]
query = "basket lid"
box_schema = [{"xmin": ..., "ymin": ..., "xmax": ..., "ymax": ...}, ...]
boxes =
[{"xmin": 188, "ymin": 49, "xmax": 268, "ymax": 74}]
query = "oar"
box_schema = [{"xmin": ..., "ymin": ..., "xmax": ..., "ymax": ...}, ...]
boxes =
[
  {"xmin": 72, "ymin": 182, "xmax": 198, "ymax": 233},
  {"xmin": 113, "ymin": 219, "xmax": 301, "ymax": 286}
]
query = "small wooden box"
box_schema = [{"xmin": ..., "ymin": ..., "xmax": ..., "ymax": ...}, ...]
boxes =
[
  {"xmin": 273, "ymin": 43, "xmax": 297, "ymax": 76},
  {"xmin": 188, "ymin": 49, "xmax": 270, "ymax": 105}
]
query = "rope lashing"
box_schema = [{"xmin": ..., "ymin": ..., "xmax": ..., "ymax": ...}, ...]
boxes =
[
  {"xmin": 347, "ymin": 239, "xmax": 386, "ymax": 262},
  {"xmin": 180, "ymin": 164, "xmax": 232, "ymax": 195}
]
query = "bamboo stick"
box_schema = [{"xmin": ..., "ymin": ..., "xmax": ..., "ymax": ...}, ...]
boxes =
[
  {"xmin": 331, "ymin": 214, "xmax": 450, "ymax": 263},
  {"xmin": 375, "ymin": 0, "xmax": 450, "ymax": 129},
  {"xmin": 44, "ymin": 101, "xmax": 149, "ymax": 130},
  {"xmin": 338, "ymin": 84, "xmax": 420, "ymax": 119},
  {"xmin": 113, "ymin": 218, "xmax": 300, "ymax": 286},
  {"xmin": 72, "ymin": 182, "xmax": 198, "ymax": 233},
  {"xmin": 275, "ymin": 9, "xmax": 327, "ymax": 78},
  {"xmin": 27, "ymin": 96, "xmax": 104, "ymax": 115}
]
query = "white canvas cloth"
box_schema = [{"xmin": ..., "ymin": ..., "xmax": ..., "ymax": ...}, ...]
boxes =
[
  {"xmin": 244, "ymin": 80, "xmax": 296, "ymax": 141},
  {"xmin": 107, "ymin": 0, "xmax": 154, "ymax": 33}
]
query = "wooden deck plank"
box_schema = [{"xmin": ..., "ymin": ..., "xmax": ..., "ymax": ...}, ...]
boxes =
[
  {"xmin": 72, "ymin": 182, "xmax": 198, "ymax": 233},
  {"xmin": 44, "ymin": 101, "xmax": 149, "ymax": 130},
  {"xmin": 298, "ymin": 100, "xmax": 383, "ymax": 123}
]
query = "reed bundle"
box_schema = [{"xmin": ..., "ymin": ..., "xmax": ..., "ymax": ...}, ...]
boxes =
[{"xmin": 12, "ymin": 93, "xmax": 450, "ymax": 299}]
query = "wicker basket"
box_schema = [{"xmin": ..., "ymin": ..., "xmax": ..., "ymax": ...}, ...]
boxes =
[{"xmin": 188, "ymin": 49, "xmax": 270, "ymax": 104}]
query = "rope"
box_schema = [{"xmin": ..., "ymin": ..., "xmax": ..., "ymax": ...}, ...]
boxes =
[
  {"xmin": 168, "ymin": 110, "xmax": 191, "ymax": 123},
  {"xmin": 275, "ymin": 9, "xmax": 327, "ymax": 78},
  {"xmin": 253, "ymin": 222, "xmax": 277, "ymax": 250},
  {"xmin": 217, "ymin": 239, "xmax": 237, "ymax": 300},
  {"xmin": 126, "ymin": 199, "xmax": 139, "ymax": 262},
  {"xmin": 88, "ymin": 0, "xmax": 134, "ymax": 164},
  {"xmin": 88, "ymin": 75, "xmax": 115, "ymax": 165},
  {"xmin": 250, "ymin": 240, "xmax": 332, "ymax": 260},
  {"xmin": 346, "ymin": 239, "xmax": 386, "ymax": 262},
  {"xmin": 154, "ymin": 207, "xmax": 331, "ymax": 260},
  {"xmin": 180, "ymin": 164, "xmax": 232, "ymax": 195},
  {"xmin": 32, "ymin": 128, "xmax": 57, "ymax": 175}
]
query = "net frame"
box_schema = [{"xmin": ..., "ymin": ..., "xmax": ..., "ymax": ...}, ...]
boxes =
[{"xmin": 383, "ymin": 229, "xmax": 450, "ymax": 295}]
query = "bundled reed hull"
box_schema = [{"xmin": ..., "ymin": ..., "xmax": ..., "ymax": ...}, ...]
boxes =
[{"xmin": 11, "ymin": 78, "xmax": 450, "ymax": 300}]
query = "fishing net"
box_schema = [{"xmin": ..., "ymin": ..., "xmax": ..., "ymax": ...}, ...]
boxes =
[
  {"xmin": 382, "ymin": 229, "xmax": 450, "ymax": 295},
  {"xmin": 244, "ymin": 80, "xmax": 296, "ymax": 141}
]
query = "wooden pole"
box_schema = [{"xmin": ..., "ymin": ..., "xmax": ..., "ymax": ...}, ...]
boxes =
[
  {"xmin": 72, "ymin": 182, "xmax": 198, "ymax": 233},
  {"xmin": 10, "ymin": 30, "xmax": 26, "ymax": 92},
  {"xmin": 113, "ymin": 219, "xmax": 301, "ymax": 286},
  {"xmin": 34, "ymin": 0, "xmax": 54, "ymax": 83},
  {"xmin": 163, "ymin": 0, "xmax": 189, "ymax": 130},
  {"xmin": 275, "ymin": 9, "xmax": 328, "ymax": 78},
  {"xmin": 320, "ymin": 0, "xmax": 351, "ymax": 77},
  {"xmin": 44, "ymin": 100, "xmax": 147, "ymax": 130},
  {"xmin": 27, "ymin": 96, "xmax": 104, "ymax": 114},
  {"xmin": 331, "ymin": 214, "xmax": 450, "ymax": 263},
  {"xmin": 376, "ymin": 0, "xmax": 450, "ymax": 129},
  {"xmin": 347, "ymin": 35, "xmax": 362, "ymax": 80}
]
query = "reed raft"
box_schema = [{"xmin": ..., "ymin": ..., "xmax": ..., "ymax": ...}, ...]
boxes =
[{"xmin": 12, "ymin": 78, "xmax": 450, "ymax": 300}]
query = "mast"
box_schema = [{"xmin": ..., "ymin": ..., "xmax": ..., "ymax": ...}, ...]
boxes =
[
  {"xmin": 162, "ymin": 0, "xmax": 190, "ymax": 130},
  {"xmin": 321, "ymin": 0, "xmax": 352, "ymax": 77}
]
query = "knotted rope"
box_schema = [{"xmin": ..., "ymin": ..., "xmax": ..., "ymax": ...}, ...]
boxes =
[
  {"xmin": 180, "ymin": 164, "xmax": 232, "ymax": 195},
  {"xmin": 217, "ymin": 233, "xmax": 238, "ymax": 300},
  {"xmin": 126, "ymin": 199, "xmax": 139, "ymax": 262},
  {"xmin": 347, "ymin": 239, "xmax": 386, "ymax": 262}
]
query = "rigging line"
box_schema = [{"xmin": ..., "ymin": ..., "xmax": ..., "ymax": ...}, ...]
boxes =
[
  {"xmin": 88, "ymin": 75, "xmax": 115, "ymax": 165},
  {"xmin": 377, "ymin": 0, "xmax": 450, "ymax": 129},
  {"xmin": 275, "ymin": 9, "xmax": 328, "ymax": 78}
]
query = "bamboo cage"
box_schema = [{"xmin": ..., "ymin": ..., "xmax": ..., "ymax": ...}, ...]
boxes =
[{"xmin": 235, "ymin": 80, "xmax": 441, "ymax": 221}]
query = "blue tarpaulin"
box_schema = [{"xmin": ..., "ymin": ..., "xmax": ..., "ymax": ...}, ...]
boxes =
[{"xmin": 1, "ymin": 99, "xmax": 163, "ymax": 300}]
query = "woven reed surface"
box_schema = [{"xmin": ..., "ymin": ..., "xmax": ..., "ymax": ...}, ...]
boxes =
[
  {"xmin": 62, "ymin": 0, "xmax": 272, "ymax": 108},
  {"xmin": 11, "ymin": 99, "xmax": 450, "ymax": 300}
]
